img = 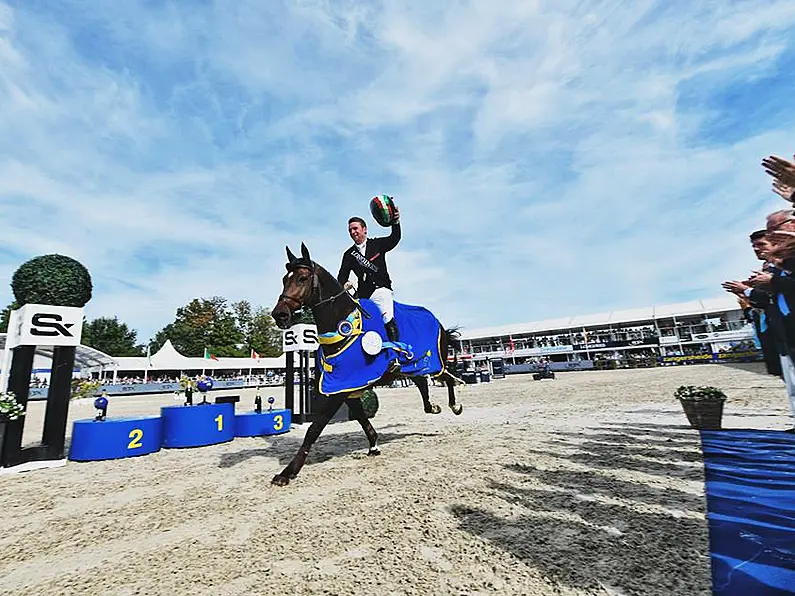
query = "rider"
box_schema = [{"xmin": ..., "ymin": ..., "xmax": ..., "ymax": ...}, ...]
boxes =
[{"xmin": 337, "ymin": 204, "xmax": 401, "ymax": 343}]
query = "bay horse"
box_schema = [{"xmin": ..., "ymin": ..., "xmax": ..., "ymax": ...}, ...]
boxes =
[{"xmin": 270, "ymin": 243, "xmax": 464, "ymax": 487}]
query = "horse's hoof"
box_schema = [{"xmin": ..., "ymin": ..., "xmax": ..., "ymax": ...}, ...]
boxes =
[
  {"xmin": 368, "ymin": 448, "xmax": 381, "ymax": 456},
  {"xmin": 271, "ymin": 475, "xmax": 291, "ymax": 487},
  {"xmin": 451, "ymin": 404, "xmax": 463, "ymax": 416},
  {"xmin": 425, "ymin": 404, "xmax": 442, "ymax": 415}
]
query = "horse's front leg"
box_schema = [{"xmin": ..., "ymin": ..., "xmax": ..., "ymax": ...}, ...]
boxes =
[
  {"xmin": 346, "ymin": 396, "xmax": 380, "ymax": 455},
  {"xmin": 412, "ymin": 375, "xmax": 441, "ymax": 414},
  {"xmin": 271, "ymin": 393, "xmax": 345, "ymax": 487}
]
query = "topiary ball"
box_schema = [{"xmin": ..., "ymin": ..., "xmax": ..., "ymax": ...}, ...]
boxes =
[{"xmin": 11, "ymin": 254, "xmax": 92, "ymax": 307}]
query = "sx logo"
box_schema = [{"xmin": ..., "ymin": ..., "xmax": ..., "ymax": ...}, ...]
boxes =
[{"xmin": 30, "ymin": 313, "xmax": 75, "ymax": 337}]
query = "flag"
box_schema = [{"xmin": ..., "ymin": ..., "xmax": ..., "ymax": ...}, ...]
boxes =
[
  {"xmin": 508, "ymin": 336, "xmax": 515, "ymax": 353},
  {"xmin": 146, "ymin": 345, "xmax": 152, "ymax": 367},
  {"xmin": 203, "ymin": 348, "xmax": 219, "ymax": 361},
  {"xmin": 251, "ymin": 349, "xmax": 260, "ymax": 359}
]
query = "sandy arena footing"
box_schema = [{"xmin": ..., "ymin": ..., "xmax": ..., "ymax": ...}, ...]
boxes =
[{"xmin": 0, "ymin": 363, "xmax": 790, "ymax": 596}]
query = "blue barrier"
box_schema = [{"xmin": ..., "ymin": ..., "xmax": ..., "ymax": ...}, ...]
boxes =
[
  {"xmin": 505, "ymin": 361, "xmax": 595, "ymax": 374},
  {"xmin": 160, "ymin": 403, "xmax": 235, "ymax": 448},
  {"xmin": 68, "ymin": 416, "xmax": 162, "ymax": 462},
  {"xmin": 235, "ymin": 409, "xmax": 291, "ymax": 437}
]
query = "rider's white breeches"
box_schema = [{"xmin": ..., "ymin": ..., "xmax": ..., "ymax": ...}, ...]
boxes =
[{"xmin": 370, "ymin": 288, "xmax": 394, "ymax": 323}]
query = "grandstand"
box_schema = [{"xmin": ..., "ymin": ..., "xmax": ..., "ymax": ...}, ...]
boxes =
[{"xmin": 457, "ymin": 296, "xmax": 759, "ymax": 371}]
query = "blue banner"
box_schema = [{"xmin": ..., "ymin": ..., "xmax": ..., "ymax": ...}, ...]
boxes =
[
  {"xmin": 96, "ymin": 382, "xmax": 182, "ymax": 395},
  {"xmin": 27, "ymin": 379, "xmax": 249, "ymax": 401}
]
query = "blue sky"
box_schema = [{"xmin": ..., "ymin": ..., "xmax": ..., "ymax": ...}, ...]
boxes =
[{"xmin": 2, "ymin": 0, "xmax": 795, "ymax": 344}]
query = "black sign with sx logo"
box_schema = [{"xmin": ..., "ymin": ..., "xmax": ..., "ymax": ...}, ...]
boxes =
[{"xmin": 30, "ymin": 313, "xmax": 75, "ymax": 337}]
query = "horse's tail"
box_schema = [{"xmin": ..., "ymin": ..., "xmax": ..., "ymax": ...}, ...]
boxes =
[{"xmin": 443, "ymin": 326, "xmax": 462, "ymax": 374}]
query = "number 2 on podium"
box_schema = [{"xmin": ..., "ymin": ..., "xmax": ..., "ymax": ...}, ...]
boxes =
[
  {"xmin": 128, "ymin": 428, "xmax": 143, "ymax": 449},
  {"xmin": 215, "ymin": 414, "xmax": 223, "ymax": 431}
]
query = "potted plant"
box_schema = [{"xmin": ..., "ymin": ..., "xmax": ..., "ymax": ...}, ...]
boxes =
[
  {"xmin": 675, "ymin": 385, "xmax": 727, "ymax": 430},
  {"xmin": 0, "ymin": 390, "xmax": 26, "ymax": 462}
]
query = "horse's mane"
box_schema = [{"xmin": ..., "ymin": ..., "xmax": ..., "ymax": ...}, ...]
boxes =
[{"xmin": 313, "ymin": 262, "xmax": 343, "ymax": 294}]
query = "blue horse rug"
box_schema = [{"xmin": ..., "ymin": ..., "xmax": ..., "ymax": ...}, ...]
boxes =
[
  {"xmin": 700, "ymin": 429, "xmax": 795, "ymax": 595},
  {"xmin": 317, "ymin": 299, "xmax": 445, "ymax": 395}
]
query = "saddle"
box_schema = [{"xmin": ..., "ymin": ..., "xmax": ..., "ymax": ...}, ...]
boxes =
[{"xmin": 316, "ymin": 299, "xmax": 445, "ymax": 395}]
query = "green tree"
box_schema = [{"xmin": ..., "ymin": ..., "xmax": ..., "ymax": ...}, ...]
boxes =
[
  {"xmin": 293, "ymin": 308, "xmax": 316, "ymax": 325},
  {"xmin": 150, "ymin": 296, "xmax": 245, "ymax": 357},
  {"xmin": 246, "ymin": 303, "xmax": 283, "ymax": 357},
  {"xmin": 82, "ymin": 316, "xmax": 146, "ymax": 357},
  {"xmin": 0, "ymin": 301, "xmax": 19, "ymax": 333}
]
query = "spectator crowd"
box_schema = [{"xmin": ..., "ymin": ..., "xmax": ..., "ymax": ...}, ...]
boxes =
[{"xmin": 722, "ymin": 153, "xmax": 795, "ymax": 432}]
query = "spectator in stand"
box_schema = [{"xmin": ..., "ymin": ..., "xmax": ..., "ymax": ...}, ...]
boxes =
[
  {"xmin": 754, "ymin": 228, "xmax": 795, "ymax": 429},
  {"xmin": 720, "ymin": 153, "xmax": 795, "ymax": 433},
  {"xmin": 723, "ymin": 230, "xmax": 783, "ymax": 379}
]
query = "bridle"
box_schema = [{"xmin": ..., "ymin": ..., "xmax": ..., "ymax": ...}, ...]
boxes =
[
  {"xmin": 277, "ymin": 263, "xmax": 354, "ymax": 315},
  {"xmin": 277, "ymin": 264, "xmax": 317, "ymax": 314}
]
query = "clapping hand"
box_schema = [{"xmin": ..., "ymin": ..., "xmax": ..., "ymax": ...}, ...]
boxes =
[
  {"xmin": 722, "ymin": 280, "xmax": 749, "ymax": 295},
  {"xmin": 762, "ymin": 154, "xmax": 795, "ymax": 188},
  {"xmin": 772, "ymin": 180, "xmax": 795, "ymax": 203},
  {"xmin": 747, "ymin": 270, "xmax": 773, "ymax": 290}
]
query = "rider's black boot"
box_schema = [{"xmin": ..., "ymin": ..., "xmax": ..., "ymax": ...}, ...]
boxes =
[
  {"xmin": 385, "ymin": 320, "xmax": 399, "ymax": 342},
  {"xmin": 385, "ymin": 320, "xmax": 401, "ymax": 373}
]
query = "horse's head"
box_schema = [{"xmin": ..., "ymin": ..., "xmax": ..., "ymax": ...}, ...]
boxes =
[{"xmin": 272, "ymin": 242, "xmax": 317, "ymax": 329}]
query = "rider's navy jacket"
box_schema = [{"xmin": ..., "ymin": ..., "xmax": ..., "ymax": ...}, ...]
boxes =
[{"xmin": 337, "ymin": 224, "xmax": 401, "ymax": 299}]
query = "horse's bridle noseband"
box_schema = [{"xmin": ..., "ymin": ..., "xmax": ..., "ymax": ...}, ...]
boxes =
[{"xmin": 278, "ymin": 264, "xmax": 318, "ymax": 313}]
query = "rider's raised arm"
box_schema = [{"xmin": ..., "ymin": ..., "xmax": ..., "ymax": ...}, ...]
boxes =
[{"xmin": 382, "ymin": 222, "xmax": 401, "ymax": 252}]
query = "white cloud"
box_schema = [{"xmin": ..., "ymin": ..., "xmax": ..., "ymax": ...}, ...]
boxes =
[{"xmin": 1, "ymin": 0, "xmax": 794, "ymax": 344}]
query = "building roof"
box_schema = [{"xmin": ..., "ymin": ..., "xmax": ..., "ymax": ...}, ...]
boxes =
[
  {"xmin": 459, "ymin": 296, "xmax": 741, "ymax": 340},
  {"xmin": 0, "ymin": 333, "xmax": 117, "ymax": 369},
  {"xmin": 113, "ymin": 339, "xmax": 287, "ymax": 371}
]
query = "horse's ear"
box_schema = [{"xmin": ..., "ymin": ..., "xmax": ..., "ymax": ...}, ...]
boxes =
[
  {"xmin": 300, "ymin": 242, "xmax": 311, "ymax": 262},
  {"xmin": 286, "ymin": 246, "xmax": 297, "ymax": 262}
]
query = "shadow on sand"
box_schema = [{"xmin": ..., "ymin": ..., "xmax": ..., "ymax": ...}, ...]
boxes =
[
  {"xmin": 218, "ymin": 422, "xmax": 440, "ymax": 469},
  {"xmin": 449, "ymin": 421, "xmax": 712, "ymax": 596}
]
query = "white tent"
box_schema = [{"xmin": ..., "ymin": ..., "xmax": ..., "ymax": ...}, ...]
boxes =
[{"xmin": 112, "ymin": 340, "xmax": 287, "ymax": 374}]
